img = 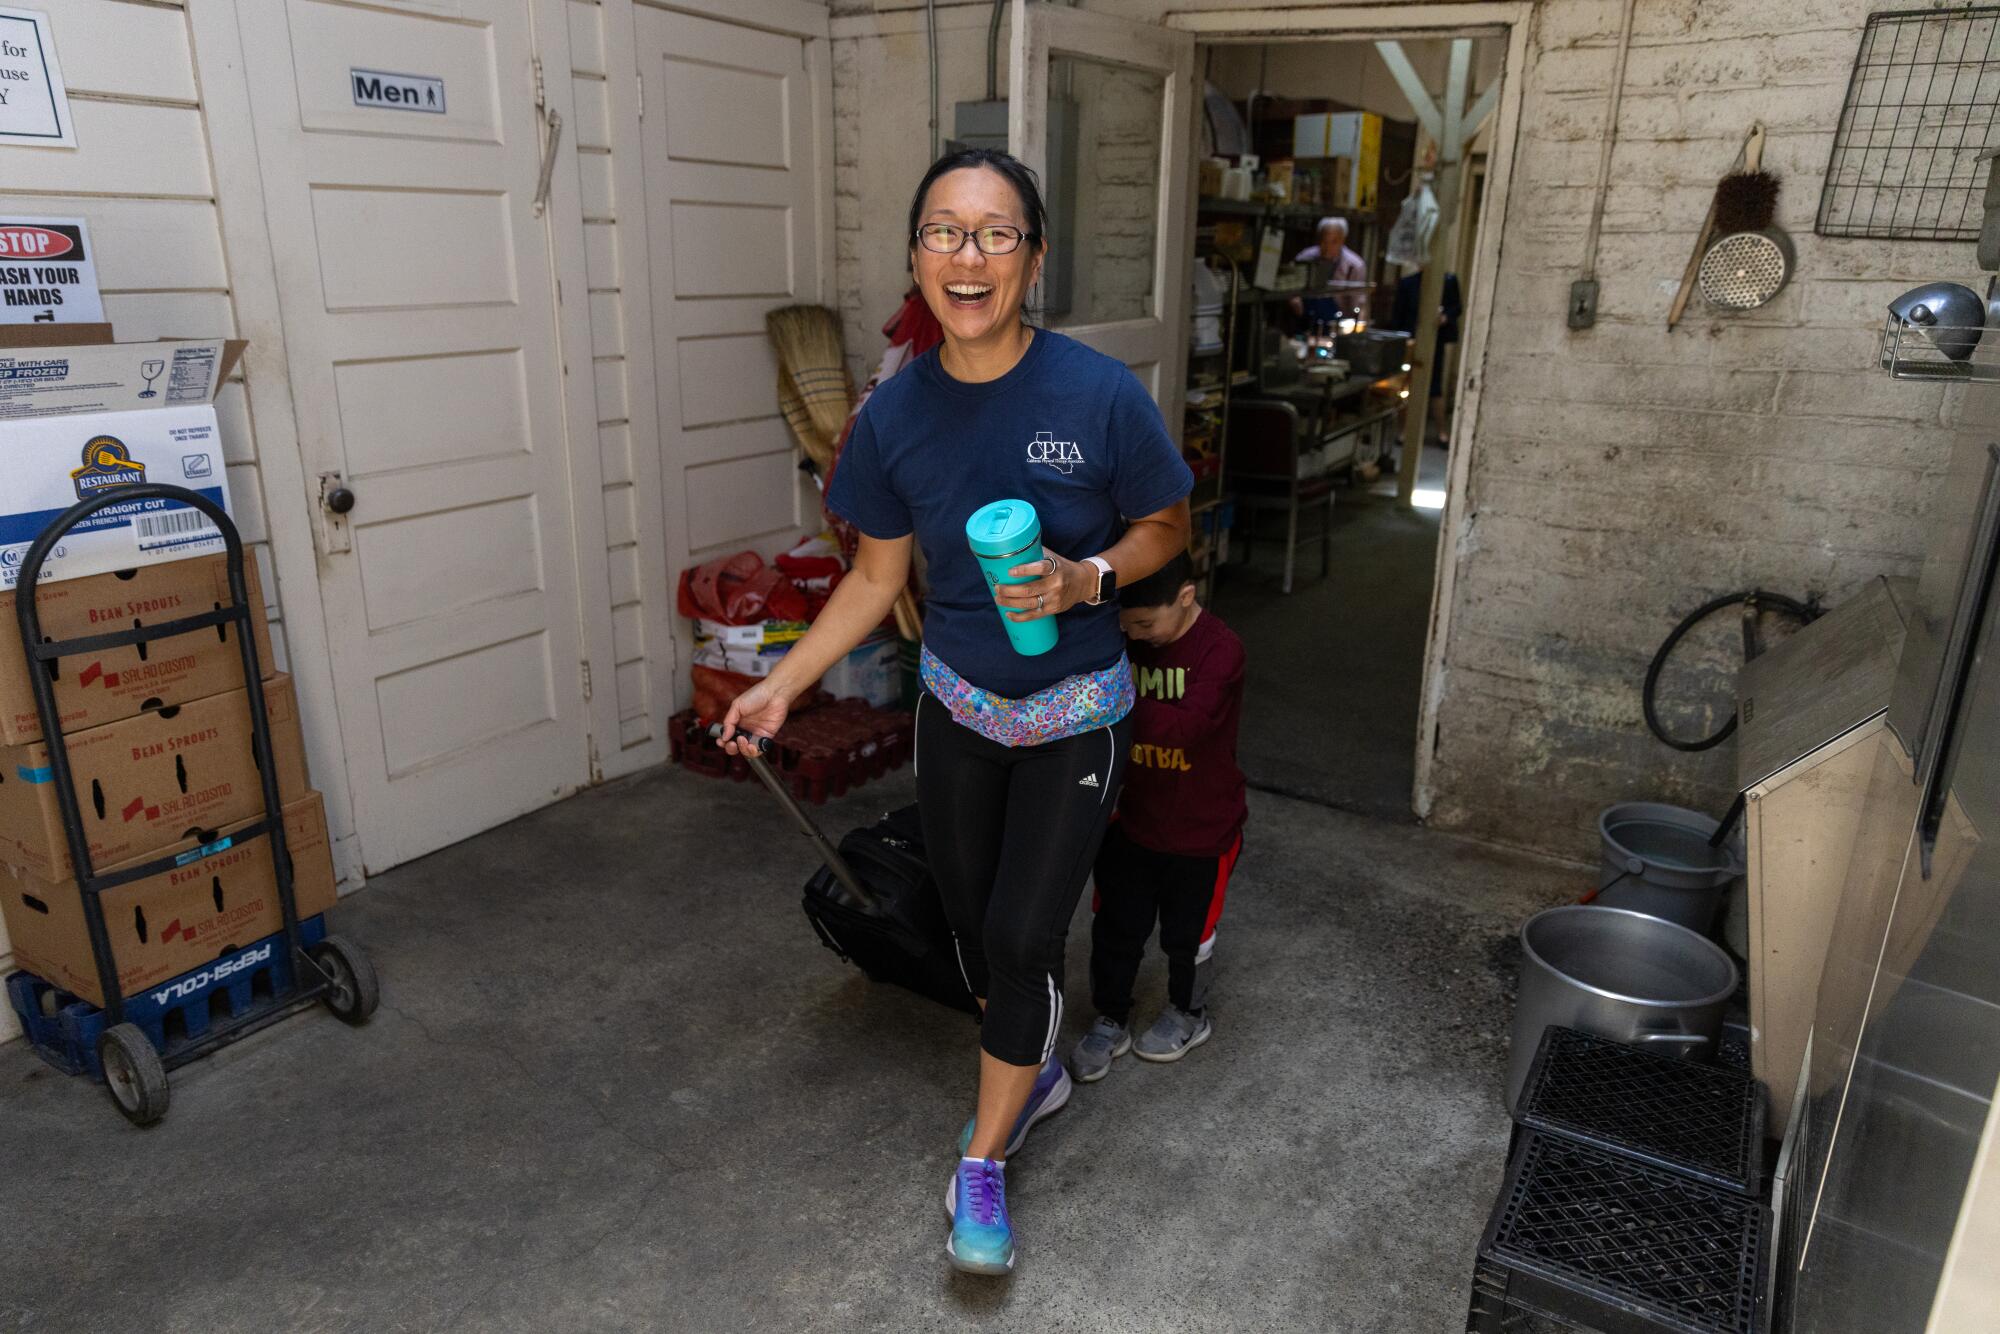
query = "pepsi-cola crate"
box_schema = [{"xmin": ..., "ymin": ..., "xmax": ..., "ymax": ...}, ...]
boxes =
[{"xmin": 6, "ymin": 915, "xmax": 327, "ymax": 1081}]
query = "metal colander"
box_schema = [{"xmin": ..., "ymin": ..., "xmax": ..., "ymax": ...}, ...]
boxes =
[{"xmin": 1699, "ymin": 230, "xmax": 1794, "ymax": 310}]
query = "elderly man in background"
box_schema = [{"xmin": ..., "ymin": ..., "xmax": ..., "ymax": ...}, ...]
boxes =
[{"xmin": 1291, "ymin": 216, "xmax": 1368, "ymax": 321}]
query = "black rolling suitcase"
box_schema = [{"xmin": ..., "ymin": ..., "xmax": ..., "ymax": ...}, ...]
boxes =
[{"xmin": 721, "ymin": 728, "xmax": 977, "ymax": 1014}]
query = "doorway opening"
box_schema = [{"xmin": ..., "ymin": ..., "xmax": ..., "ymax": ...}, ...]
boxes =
[{"xmin": 1182, "ymin": 33, "xmax": 1506, "ymax": 820}]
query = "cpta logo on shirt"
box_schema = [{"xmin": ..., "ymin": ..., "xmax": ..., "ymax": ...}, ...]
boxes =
[{"xmin": 1027, "ymin": 431, "xmax": 1082, "ymax": 474}]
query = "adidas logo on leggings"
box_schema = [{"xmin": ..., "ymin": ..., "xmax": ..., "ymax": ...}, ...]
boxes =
[{"xmin": 1077, "ymin": 773, "xmax": 1100, "ymax": 788}]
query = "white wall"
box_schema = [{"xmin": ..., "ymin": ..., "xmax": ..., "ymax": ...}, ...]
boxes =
[
  {"xmin": 0, "ymin": 0, "xmax": 829, "ymax": 1046},
  {"xmin": 0, "ymin": 0, "xmax": 312, "ymax": 1041}
]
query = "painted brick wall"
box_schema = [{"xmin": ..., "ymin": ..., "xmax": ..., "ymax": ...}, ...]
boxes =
[{"xmin": 832, "ymin": 0, "xmax": 1970, "ymax": 861}]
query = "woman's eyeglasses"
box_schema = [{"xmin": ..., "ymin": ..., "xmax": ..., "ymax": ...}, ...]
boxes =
[{"xmin": 914, "ymin": 223, "xmax": 1028, "ymax": 255}]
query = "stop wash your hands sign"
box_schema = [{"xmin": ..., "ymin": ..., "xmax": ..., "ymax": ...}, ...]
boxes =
[{"xmin": 0, "ymin": 217, "xmax": 103, "ymax": 324}]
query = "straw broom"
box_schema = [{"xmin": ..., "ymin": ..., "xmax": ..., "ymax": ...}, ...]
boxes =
[{"xmin": 767, "ymin": 305, "xmax": 923, "ymax": 641}]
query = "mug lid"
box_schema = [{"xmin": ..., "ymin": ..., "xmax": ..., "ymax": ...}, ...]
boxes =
[{"xmin": 965, "ymin": 499, "xmax": 1040, "ymax": 556}]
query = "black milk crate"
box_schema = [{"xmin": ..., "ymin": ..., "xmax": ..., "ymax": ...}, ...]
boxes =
[
  {"xmin": 1469, "ymin": 1132, "xmax": 1768, "ymax": 1334},
  {"xmin": 1518, "ymin": 1028, "xmax": 1763, "ymax": 1196}
]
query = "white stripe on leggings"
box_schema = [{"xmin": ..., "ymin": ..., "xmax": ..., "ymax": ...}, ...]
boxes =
[
  {"xmin": 953, "ymin": 933, "xmax": 973, "ymax": 994},
  {"xmin": 1100, "ymin": 727, "xmax": 1114, "ymax": 805},
  {"xmin": 1040, "ymin": 973, "xmax": 1063, "ymax": 1065}
]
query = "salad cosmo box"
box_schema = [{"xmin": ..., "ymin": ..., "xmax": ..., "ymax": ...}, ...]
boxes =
[
  {"xmin": 0, "ymin": 792, "xmax": 335, "ymax": 1009},
  {"xmin": 0, "ymin": 553, "xmax": 276, "ymax": 745},
  {"xmin": 0, "ymin": 403, "xmax": 234, "ymax": 589},
  {"xmin": 0, "ymin": 675, "xmax": 309, "ymax": 880}
]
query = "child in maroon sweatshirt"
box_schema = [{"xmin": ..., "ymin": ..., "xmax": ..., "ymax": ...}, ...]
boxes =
[{"xmin": 1069, "ymin": 553, "xmax": 1247, "ymax": 1080}]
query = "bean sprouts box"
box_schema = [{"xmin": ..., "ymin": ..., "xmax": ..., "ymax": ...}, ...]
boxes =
[{"xmin": 0, "ymin": 330, "xmax": 248, "ymax": 589}]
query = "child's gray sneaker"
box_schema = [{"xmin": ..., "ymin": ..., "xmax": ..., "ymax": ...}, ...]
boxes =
[
  {"xmin": 1068, "ymin": 1016, "xmax": 1132, "ymax": 1082},
  {"xmin": 1132, "ymin": 1006, "xmax": 1212, "ymax": 1063}
]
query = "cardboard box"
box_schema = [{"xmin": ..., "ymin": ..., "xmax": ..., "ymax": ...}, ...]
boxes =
[
  {"xmin": 1331, "ymin": 158, "xmax": 1355, "ymax": 213},
  {"xmin": 692, "ymin": 638, "xmax": 789, "ymax": 678},
  {"xmin": 1198, "ymin": 157, "xmax": 1225, "ymax": 198},
  {"xmin": 0, "ymin": 337, "xmax": 243, "ymax": 422},
  {"xmin": 694, "ymin": 618, "xmax": 810, "ymax": 650},
  {"xmin": 0, "ymin": 675, "xmax": 309, "ymax": 880},
  {"xmin": 1292, "ymin": 112, "xmax": 1381, "ymax": 210},
  {"xmin": 0, "ymin": 404, "xmax": 236, "ymax": 588},
  {"xmin": 821, "ymin": 634, "xmax": 899, "ymax": 709},
  {"xmin": 0, "ymin": 553, "xmax": 275, "ymax": 744},
  {"xmin": 1292, "ymin": 111, "xmax": 1375, "ymax": 160},
  {"xmin": 0, "ymin": 792, "xmax": 335, "ymax": 1009}
]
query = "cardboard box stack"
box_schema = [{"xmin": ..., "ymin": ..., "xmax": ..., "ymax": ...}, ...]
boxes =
[{"xmin": 0, "ymin": 332, "xmax": 337, "ymax": 1016}]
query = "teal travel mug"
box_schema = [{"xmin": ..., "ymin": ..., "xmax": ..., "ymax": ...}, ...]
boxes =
[{"xmin": 965, "ymin": 499, "xmax": 1059, "ymax": 657}]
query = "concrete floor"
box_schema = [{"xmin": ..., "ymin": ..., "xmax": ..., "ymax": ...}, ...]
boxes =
[
  {"xmin": 0, "ymin": 760, "xmax": 1570, "ymax": 1333},
  {"xmin": 1222, "ymin": 443, "xmax": 1450, "ymax": 820}
]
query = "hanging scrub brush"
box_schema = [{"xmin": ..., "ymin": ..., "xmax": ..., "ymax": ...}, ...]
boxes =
[
  {"xmin": 1669, "ymin": 126, "xmax": 1796, "ymax": 326},
  {"xmin": 1712, "ymin": 168, "xmax": 1780, "ymax": 235}
]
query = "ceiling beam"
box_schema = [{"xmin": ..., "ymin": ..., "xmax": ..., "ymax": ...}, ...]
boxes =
[{"xmin": 1373, "ymin": 40, "xmax": 1442, "ymax": 143}]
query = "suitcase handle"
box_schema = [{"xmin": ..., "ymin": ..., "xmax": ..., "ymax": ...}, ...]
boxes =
[{"xmin": 710, "ymin": 724, "xmax": 884, "ymax": 912}]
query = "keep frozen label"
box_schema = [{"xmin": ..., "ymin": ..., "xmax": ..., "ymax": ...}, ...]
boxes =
[{"xmin": 0, "ymin": 338, "xmax": 231, "ymax": 418}]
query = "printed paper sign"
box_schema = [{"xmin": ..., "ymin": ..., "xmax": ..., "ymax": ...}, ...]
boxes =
[
  {"xmin": 351, "ymin": 67, "xmax": 446, "ymax": 114},
  {"xmin": 0, "ymin": 8, "xmax": 74, "ymax": 148},
  {"xmin": 0, "ymin": 216, "xmax": 103, "ymax": 323}
]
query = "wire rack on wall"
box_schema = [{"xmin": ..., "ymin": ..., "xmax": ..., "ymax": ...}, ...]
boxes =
[{"xmin": 1818, "ymin": 6, "xmax": 2000, "ymax": 241}]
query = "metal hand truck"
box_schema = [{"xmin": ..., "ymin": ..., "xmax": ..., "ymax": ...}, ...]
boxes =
[{"xmin": 9, "ymin": 484, "xmax": 377, "ymax": 1125}]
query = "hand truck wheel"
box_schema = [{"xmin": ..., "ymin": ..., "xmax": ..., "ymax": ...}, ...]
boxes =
[
  {"xmin": 98, "ymin": 1023, "xmax": 170, "ymax": 1126},
  {"xmin": 310, "ymin": 935, "xmax": 379, "ymax": 1025}
]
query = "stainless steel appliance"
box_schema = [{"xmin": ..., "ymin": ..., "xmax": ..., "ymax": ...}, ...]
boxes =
[
  {"xmin": 1774, "ymin": 381, "xmax": 2000, "ymax": 1329},
  {"xmin": 1734, "ymin": 576, "xmax": 1910, "ymax": 1123}
]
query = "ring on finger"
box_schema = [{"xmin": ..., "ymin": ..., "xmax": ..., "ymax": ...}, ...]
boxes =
[
  {"xmin": 1042, "ymin": 556, "xmax": 1057, "ymax": 576},
  {"xmin": 1037, "ymin": 592, "xmax": 1046, "ymax": 612}
]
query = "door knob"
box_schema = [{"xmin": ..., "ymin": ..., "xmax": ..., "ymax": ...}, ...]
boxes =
[{"xmin": 325, "ymin": 486, "xmax": 356, "ymax": 515}]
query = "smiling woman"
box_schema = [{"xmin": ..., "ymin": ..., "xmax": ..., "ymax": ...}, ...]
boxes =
[
  {"xmin": 904, "ymin": 149, "xmax": 1048, "ymax": 362},
  {"xmin": 719, "ymin": 146, "xmax": 1191, "ymax": 1280}
]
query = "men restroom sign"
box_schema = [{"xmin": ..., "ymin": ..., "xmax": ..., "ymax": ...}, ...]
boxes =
[{"xmin": 351, "ymin": 67, "xmax": 445, "ymax": 115}]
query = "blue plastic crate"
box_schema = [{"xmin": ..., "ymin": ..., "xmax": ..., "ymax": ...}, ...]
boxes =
[{"xmin": 6, "ymin": 915, "xmax": 327, "ymax": 1080}]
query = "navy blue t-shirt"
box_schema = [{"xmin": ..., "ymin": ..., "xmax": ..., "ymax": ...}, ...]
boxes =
[{"xmin": 827, "ymin": 330, "xmax": 1192, "ymax": 698}]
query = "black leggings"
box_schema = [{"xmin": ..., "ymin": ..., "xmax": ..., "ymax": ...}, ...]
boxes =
[{"xmin": 914, "ymin": 692, "xmax": 1130, "ymax": 1066}]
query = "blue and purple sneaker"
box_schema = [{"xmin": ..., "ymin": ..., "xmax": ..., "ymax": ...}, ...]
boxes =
[
  {"xmin": 955, "ymin": 1056, "xmax": 1071, "ymax": 1158},
  {"xmin": 945, "ymin": 1157, "xmax": 1015, "ymax": 1275}
]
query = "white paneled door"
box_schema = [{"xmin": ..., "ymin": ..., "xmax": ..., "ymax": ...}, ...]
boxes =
[
  {"xmin": 637, "ymin": 6, "xmax": 829, "ymax": 607},
  {"xmin": 238, "ymin": 0, "xmax": 592, "ymax": 872}
]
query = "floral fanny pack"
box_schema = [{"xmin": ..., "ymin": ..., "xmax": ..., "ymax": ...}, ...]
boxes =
[{"xmin": 919, "ymin": 645, "xmax": 1133, "ymax": 748}]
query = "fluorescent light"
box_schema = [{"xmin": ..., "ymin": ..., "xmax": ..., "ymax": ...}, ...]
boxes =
[
  {"xmin": 1401, "ymin": 362, "xmax": 1411, "ymax": 371},
  {"xmin": 1412, "ymin": 488, "xmax": 1447, "ymax": 510},
  {"xmin": 1398, "ymin": 389, "xmax": 1410, "ymax": 399}
]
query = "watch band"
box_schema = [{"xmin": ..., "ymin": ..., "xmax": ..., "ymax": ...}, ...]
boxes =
[{"xmin": 1084, "ymin": 555, "xmax": 1115, "ymax": 605}]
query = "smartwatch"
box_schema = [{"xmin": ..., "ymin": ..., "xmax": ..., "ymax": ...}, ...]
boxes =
[{"xmin": 1084, "ymin": 556, "xmax": 1117, "ymax": 606}]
